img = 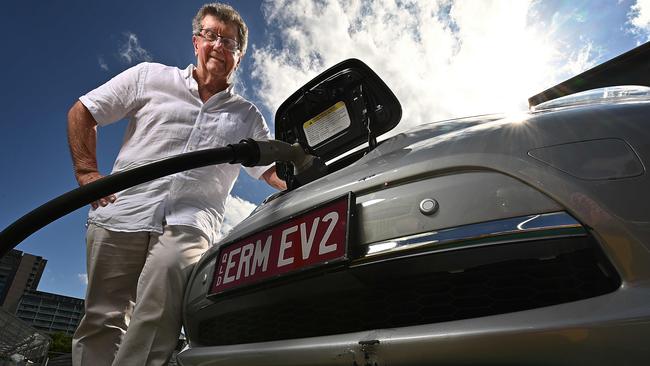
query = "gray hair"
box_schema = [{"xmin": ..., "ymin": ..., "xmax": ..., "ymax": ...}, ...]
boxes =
[{"xmin": 193, "ymin": 3, "xmax": 248, "ymax": 55}]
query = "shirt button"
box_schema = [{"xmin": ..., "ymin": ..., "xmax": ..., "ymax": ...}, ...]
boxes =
[{"xmin": 188, "ymin": 147, "xmax": 194, "ymax": 151}]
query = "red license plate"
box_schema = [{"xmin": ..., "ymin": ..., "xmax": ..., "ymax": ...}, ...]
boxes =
[{"xmin": 210, "ymin": 194, "xmax": 352, "ymax": 296}]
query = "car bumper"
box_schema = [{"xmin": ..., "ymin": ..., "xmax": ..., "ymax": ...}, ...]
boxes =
[{"xmin": 178, "ymin": 281, "xmax": 650, "ymax": 366}]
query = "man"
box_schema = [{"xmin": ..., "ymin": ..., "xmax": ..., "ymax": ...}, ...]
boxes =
[{"xmin": 68, "ymin": 3, "xmax": 285, "ymax": 365}]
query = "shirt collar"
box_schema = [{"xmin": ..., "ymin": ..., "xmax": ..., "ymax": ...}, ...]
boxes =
[{"xmin": 185, "ymin": 64, "xmax": 235, "ymax": 102}]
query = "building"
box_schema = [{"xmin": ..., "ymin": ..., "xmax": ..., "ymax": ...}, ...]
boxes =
[
  {"xmin": 15, "ymin": 290, "xmax": 84, "ymax": 336},
  {"xmin": 0, "ymin": 249, "xmax": 46, "ymax": 313},
  {"xmin": 0, "ymin": 249, "xmax": 84, "ymax": 336},
  {"xmin": 0, "ymin": 305, "xmax": 50, "ymax": 365},
  {"xmin": 0, "ymin": 250, "xmax": 21, "ymax": 303}
]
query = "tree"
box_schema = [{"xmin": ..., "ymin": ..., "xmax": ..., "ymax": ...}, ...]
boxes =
[{"xmin": 49, "ymin": 332, "xmax": 72, "ymax": 354}]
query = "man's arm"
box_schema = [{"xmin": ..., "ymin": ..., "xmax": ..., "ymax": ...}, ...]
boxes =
[
  {"xmin": 261, "ymin": 166, "xmax": 287, "ymax": 191},
  {"xmin": 67, "ymin": 100, "xmax": 116, "ymax": 209}
]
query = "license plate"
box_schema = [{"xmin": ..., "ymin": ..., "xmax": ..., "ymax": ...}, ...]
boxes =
[{"xmin": 210, "ymin": 193, "xmax": 353, "ymax": 296}]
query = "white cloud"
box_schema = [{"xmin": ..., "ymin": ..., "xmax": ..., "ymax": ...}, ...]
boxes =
[
  {"xmin": 217, "ymin": 195, "xmax": 258, "ymax": 239},
  {"xmin": 98, "ymin": 55, "xmax": 109, "ymax": 71},
  {"xmin": 78, "ymin": 273, "xmax": 88, "ymax": 285},
  {"xmin": 119, "ymin": 32, "xmax": 153, "ymax": 64},
  {"xmin": 563, "ymin": 40, "xmax": 598, "ymax": 76},
  {"xmin": 628, "ymin": 0, "xmax": 650, "ymax": 41},
  {"xmin": 251, "ymin": 0, "xmax": 598, "ymax": 135}
]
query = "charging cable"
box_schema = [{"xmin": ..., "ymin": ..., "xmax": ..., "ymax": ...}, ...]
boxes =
[{"xmin": 0, "ymin": 139, "xmax": 317, "ymax": 257}]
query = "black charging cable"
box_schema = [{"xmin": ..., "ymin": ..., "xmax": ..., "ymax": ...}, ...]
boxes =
[{"xmin": 0, "ymin": 139, "xmax": 317, "ymax": 258}]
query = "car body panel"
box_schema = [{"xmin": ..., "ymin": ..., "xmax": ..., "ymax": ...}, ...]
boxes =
[{"xmin": 179, "ymin": 283, "xmax": 650, "ymax": 366}]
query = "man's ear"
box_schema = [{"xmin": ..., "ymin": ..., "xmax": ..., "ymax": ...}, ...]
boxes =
[
  {"xmin": 192, "ymin": 35, "xmax": 199, "ymax": 56},
  {"xmin": 235, "ymin": 54, "xmax": 243, "ymax": 70}
]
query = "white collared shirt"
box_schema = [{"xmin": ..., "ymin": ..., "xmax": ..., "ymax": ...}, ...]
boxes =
[{"xmin": 80, "ymin": 62, "xmax": 271, "ymax": 244}]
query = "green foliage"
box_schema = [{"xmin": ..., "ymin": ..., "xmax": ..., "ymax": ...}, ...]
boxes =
[{"xmin": 49, "ymin": 332, "xmax": 72, "ymax": 354}]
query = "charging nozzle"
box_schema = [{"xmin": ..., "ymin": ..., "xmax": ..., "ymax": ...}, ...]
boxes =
[{"xmin": 243, "ymin": 139, "xmax": 324, "ymax": 175}]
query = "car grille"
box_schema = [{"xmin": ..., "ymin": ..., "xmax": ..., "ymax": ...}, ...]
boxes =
[{"xmin": 197, "ymin": 245, "xmax": 619, "ymax": 346}]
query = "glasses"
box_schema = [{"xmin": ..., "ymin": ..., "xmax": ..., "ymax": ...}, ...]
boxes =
[{"xmin": 197, "ymin": 29, "xmax": 240, "ymax": 53}]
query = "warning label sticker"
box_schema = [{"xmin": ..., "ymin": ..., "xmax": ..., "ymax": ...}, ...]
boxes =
[{"xmin": 302, "ymin": 101, "xmax": 351, "ymax": 147}]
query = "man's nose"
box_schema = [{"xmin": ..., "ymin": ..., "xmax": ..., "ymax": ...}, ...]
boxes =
[{"xmin": 211, "ymin": 39, "xmax": 225, "ymax": 51}]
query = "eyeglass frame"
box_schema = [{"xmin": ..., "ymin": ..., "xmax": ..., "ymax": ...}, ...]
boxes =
[{"xmin": 195, "ymin": 29, "xmax": 241, "ymax": 54}]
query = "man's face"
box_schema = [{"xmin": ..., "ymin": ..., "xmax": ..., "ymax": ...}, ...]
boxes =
[{"xmin": 193, "ymin": 14, "xmax": 241, "ymax": 83}]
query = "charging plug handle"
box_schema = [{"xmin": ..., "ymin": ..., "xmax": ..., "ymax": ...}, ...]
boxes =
[{"xmin": 247, "ymin": 139, "xmax": 318, "ymax": 175}]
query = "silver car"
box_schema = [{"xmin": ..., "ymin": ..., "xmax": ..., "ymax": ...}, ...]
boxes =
[{"xmin": 178, "ymin": 42, "xmax": 650, "ymax": 365}]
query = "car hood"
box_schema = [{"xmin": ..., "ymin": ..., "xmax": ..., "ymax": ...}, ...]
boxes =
[{"xmin": 210, "ymin": 97, "xmax": 649, "ymax": 257}]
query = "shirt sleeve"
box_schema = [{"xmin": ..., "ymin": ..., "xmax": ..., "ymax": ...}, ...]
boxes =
[
  {"xmin": 79, "ymin": 62, "xmax": 148, "ymax": 126},
  {"xmin": 243, "ymin": 107, "xmax": 274, "ymax": 180}
]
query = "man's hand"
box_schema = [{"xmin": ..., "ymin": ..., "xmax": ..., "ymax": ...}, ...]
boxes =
[
  {"xmin": 68, "ymin": 101, "xmax": 116, "ymax": 209},
  {"xmin": 77, "ymin": 172, "xmax": 117, "ymax": 209},
  {"xmin": 261, "ymin": 166, "xmax": 287, "ymax": 191}
]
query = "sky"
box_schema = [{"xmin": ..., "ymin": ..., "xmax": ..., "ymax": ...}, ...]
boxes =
[{"xmin": 1, "ymin": 0, "xmax": 649, "ymax": 300}]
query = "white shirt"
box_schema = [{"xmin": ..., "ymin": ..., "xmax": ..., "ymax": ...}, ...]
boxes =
[{"xmin": 80, "ymin": 62, "xmax": 271, "ymax": 244}]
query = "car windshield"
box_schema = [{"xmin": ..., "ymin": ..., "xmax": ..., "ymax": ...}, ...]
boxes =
[{"xmin": 532, "ymin": 85, "xmax": 650, "ymax": 112}]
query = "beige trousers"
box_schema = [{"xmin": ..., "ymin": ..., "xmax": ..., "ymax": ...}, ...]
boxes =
[{"xmin": 72, "ymin": 224, "xmax": 209, "ymax": 366}]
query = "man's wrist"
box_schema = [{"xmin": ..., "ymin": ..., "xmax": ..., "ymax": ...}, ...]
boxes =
[{"xmin": 75, "ymin": 170, "xmax": 101, "ymax": 186}]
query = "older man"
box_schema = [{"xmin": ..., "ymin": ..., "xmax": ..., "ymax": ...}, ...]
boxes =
[{"xmin": 68, "ymin": 3, "xmax": 284, "ymax": 365}]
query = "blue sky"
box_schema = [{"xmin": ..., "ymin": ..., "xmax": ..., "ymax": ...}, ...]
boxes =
[{"xmin": 1, "ymin": 0, "xmax": 649, "ymax": 299}]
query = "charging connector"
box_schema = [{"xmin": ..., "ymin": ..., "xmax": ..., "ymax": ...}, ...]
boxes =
[
  {"xmin": 252, "ymin": 139, "xmax": 327, "ymax": 186},
  {"xmin": 251, "ymin": 139, "xmax": 319, "ymax": 173}
]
